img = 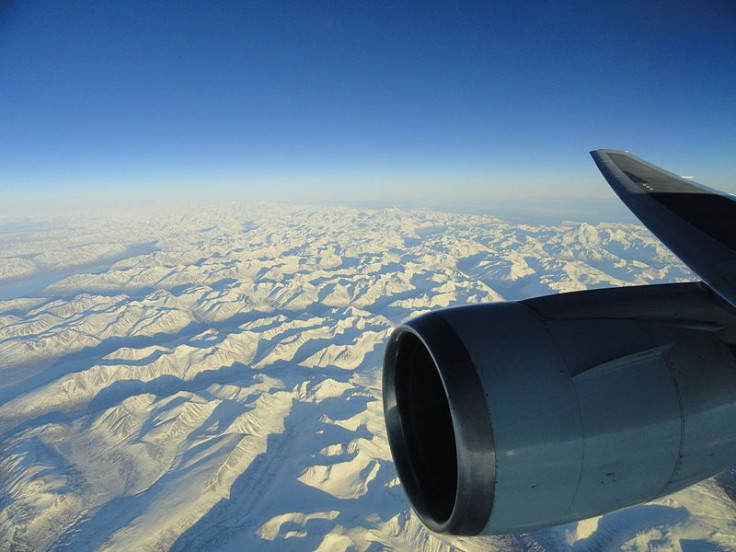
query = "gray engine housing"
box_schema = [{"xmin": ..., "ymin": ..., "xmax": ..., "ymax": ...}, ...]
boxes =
[{"xmin": 383, "ymin": 282, "xmax": 736, "ymax": 534}]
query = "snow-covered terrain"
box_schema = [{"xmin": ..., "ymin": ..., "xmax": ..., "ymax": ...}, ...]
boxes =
[{"xmin": 0, "ymin": 202, "xmax": 733, "ymax": 552}]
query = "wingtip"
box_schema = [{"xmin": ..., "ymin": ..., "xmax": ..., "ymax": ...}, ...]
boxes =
[{"xmin": 590, "ymin": 149, "xmax": 631, "ymax": 155}]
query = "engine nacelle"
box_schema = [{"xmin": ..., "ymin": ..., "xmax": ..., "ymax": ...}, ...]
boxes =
[{"xmin": 383, "ymin": 283, "xmax": 736, "ymax": 535}]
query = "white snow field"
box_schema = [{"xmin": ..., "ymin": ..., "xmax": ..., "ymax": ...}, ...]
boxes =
[{"xmin": 0, "ymin": 203, "xmax": 734, "ymax": 552}]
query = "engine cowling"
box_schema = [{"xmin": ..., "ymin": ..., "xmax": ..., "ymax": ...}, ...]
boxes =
[{"xmin": 383, "ymin": 283, "xmax": 736, "ymax": 535}]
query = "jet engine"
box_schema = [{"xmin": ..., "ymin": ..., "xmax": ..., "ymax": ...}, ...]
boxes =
[{"xmin": 383, "ymin": 282, "xmax": 736, "ymax": 534}]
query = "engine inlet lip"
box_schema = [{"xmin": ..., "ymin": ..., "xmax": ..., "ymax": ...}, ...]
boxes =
[{"xmin": 383, "ymin": 311, "xmax": 496, "ymax": 535}]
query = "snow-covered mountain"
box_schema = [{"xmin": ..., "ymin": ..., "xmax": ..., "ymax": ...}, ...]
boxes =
[{"xmin": 0, "ymin": 203, "xmax": 733, "ymax": 552}]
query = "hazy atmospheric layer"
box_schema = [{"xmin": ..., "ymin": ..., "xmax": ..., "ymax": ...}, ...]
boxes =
[{"xmin": 0, "ymin": 203, "xmax": 734, "ymax": 552}]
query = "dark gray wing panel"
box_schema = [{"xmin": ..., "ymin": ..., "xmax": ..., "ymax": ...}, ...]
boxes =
[{"xmin": 591, "ymin": 149, "xmax": 736, "ymax": 310}]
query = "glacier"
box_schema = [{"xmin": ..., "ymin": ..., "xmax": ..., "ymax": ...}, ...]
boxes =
[{"xmin": 0, "ymin": 202, "xmax": 733, "ymax": 552}]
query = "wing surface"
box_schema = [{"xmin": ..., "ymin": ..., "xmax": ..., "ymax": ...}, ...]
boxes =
[{"xmin": 591, "ymin": 149, "xmax": 736, "ymax": 309}]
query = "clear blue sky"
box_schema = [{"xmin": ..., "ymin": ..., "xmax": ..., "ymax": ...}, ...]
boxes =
[{"xmin": 1, "ymin": 1, "xmax": 735, "ymax": 206}]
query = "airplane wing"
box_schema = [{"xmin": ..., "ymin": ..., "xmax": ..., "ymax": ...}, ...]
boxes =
[
  {"xmin": 591, "ymin": 149, "xmax": 736, "ymax": 309},
  {"xmin": 383, "ymin": 149, "xmax": 736, "ymax": 536}
]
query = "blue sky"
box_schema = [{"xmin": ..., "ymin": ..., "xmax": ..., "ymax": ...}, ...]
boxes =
[{"xmin": 1, "ymin": 1, "xmax": 735, "ymax": 206}]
